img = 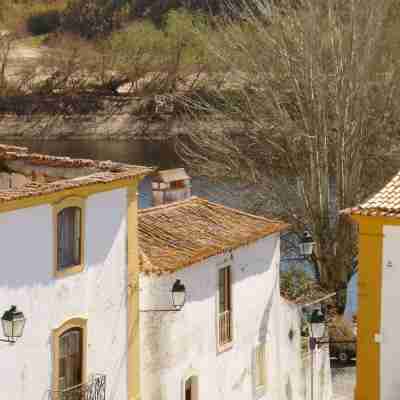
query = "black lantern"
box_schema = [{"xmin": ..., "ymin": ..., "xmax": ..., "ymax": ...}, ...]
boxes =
[
  {"xmin": 309, "ymin": 308, "xmax": 326, "ymax": 350},
  {"xmin": 299, "ymin": 231, "xmax": 315, "ymax": 257},
  {"xmin": 309, "ymin": 309, "xmax": 326, "ymax": 338},
  {"xmin": 171, "ymin": 279, "xmax": 186, "ymax": 309},
  {"xmin": 141, "ymin": 280, "xmax": 187, "ymax": 312},
  {"xmin": 1, "ymin": 306, "xmax": 26, "ymax": 343}
]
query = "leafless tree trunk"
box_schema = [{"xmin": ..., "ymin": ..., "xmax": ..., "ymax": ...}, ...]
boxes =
[
  {"xmin": 0, "ymin": 32, "xmax": 14, "ymax": 91},
  {"xmin": 176, "ymin": 0, "xmax": 400, "ymax": 290}
]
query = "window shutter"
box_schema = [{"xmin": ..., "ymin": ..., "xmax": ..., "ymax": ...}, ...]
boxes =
[
  {"xmin": 58, "ymin": 211, "xmax": 66, "ymax": 270},
  {"xmin": 219, "ymin": 269, "xmax": 225, "ymax": 313},
  {"xmin": 59, "ymin": 328, "xmax": 83, "ymax": 391},
  {"xmin": 57, "ymin": 207, "xmax": 82, "ymax": 270},
  {"xmin": 73, "ymin": 208, "xmax": 81, "ymax": 265},
  {"xmin": 218, "ymin": 266, "xmax": 232, "ymax": 346}
]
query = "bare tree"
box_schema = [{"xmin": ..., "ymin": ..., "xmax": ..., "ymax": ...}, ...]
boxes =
[
  {"xmin": 0, "ymin": 31, "xmax": 14, "ymax": 91},
  {"xmin": 176, "ymin": 0, "xmax": 400, "ymax": 290}
]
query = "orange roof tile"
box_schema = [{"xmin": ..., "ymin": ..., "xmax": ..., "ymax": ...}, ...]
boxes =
[{"xmin": 342, "ymin": 171, "xmax": 400, "ymax": 218}]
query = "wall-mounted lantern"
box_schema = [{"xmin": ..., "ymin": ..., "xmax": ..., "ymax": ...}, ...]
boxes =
[
  {"xmin": 171, "ymin": 279, "xmax": 186, "ymax": 310},
  {"xmin": 309, "ymin": 309, "xmax": 326, "ymax": 350},
  {"xmin": 1, "ymin": 306, "xmax": 26, "ymax": 343},
  {"xmin": 299, "ymin": 231, "xmax": 315, "ymax": 257},
  {"xmin": 141, "ymin": 280, "xmax": 187, "ymax": 312},
  {"xmin": 281, "ymin": 230, "xmax": 315, "ymax": 262}
]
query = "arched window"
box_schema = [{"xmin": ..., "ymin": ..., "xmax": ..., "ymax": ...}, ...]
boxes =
[
  {"xmin": 184, "ymin": 376, "xmax": 198, "ymax": 400},
  {"xmin": 59, "ymin": 328, "xmax": 83, "ymax": 391},
  {"xmin": 57, "ymin": 207, "xmax": 81, "ymax": 270},
  {"xmin": 53, "ymin": 197, "xmax": 85, "ymax": 278},
  {"xmin": 52, "ymin": 318, "xmax": 87, "ymax": 394}
]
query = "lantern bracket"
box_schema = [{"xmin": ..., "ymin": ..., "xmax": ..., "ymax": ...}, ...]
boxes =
[
  {"xmin": 140, "ymin": 306, "xmax": 183, "ymax": 312},
  {"xmin": 0, "ymin": 337, "xmax": 17, "ymax": 343}
]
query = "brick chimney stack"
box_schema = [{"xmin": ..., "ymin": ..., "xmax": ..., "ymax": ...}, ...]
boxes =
[{"xmin": 152, "ymin": 168, "xmax": 192, "ymax": 206}]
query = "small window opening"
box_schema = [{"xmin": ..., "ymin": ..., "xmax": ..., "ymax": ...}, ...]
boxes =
[
  {"xmin": 171, "ymin": 180, "xmax": 186, "ymax": 189},
  {"xmin": 218, "ymin": 266, "xmax": 232, "ymax": 346},
  {"xmin": 59, "ymin": 328, "xmax": 83, "ymax": 392},
  {"xmin": 57, "ymin": 207, "xmax": 82, "ymax": 270},
  {"xmin": 185, "ymin": 376, "xmax": 198, "ymax": 400}
]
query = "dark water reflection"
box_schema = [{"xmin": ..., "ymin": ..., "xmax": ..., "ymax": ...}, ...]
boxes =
[{"xmin": 3, "ymin": 139, "xmax": 180, "ymax": 168}]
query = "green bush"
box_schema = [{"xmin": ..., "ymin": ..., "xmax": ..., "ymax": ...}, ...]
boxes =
[
  {"xmin": 0, "ymin": 1, "xmax": 67, "ymax": 36},
  {"xmin": 106, "ymin": 9, "xmax": 211, "ymax": 94},
  {"xmin": 27, "ymin": 10, "xmax": 61, "ymax": 35}
]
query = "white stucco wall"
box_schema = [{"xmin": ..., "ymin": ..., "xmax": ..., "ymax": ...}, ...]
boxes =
[
  {"xmin": 0, "ymin": 188, "xmax": 129, "ymax": 400},
  {"xmin": 140, "ymin": 234, "xmax": 285, "ymax": 400},
  {"xmin": 381, "ymin": 225, "xmax": 400, "ymax": 400},
  {"xmin": 279, "ymin": 299, "xmax": 304, "ymax": 400}
]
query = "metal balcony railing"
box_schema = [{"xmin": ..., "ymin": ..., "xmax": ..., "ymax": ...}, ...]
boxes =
[
  {"xmin": 218, "ymin": 310, "xmax": 232, "ymax": 346},
  {"xmin": 48, "ymin": 374, "xmax": 106, "ymax": 400}
]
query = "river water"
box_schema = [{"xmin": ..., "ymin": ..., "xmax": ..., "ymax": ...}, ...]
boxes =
[{"xmin": 3, "ymin": 139, "xmax": 180, "ymax": 169}]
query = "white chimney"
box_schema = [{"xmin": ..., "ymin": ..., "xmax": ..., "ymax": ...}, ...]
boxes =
[{"xmin": 152, "ymin": 168, "xmax": 192, "ymax": 206}]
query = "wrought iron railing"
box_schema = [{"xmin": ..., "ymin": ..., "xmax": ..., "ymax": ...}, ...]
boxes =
[
  {"xmin": 48, "ymin": 374, "xmax": 106, "ymax": 400},
  {"xmin": 218, "ymin": 310, "xmax": 232, "ymax": 346}
]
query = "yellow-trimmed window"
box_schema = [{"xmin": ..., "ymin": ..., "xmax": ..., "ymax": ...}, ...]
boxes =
[
  {"xmin": 54, "ymin": 197, "xmax": 85, "ymax": 277},
  {"xmin": 52, "ymin": 318, "xmax": 87, "ymax": 395},
  {"xmin": 255, "ymin": 343, "xmax": 266, "ymax": 392},
  {"xmin": 218, "ymin": 266, "xmax": 233, "ymax": 349}
]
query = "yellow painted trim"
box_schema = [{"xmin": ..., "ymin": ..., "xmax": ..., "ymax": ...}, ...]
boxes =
[
  {"xmin": 350, "ymin": 214, "xmax": 400, "ymax": 227},
  {"xmin": 52, "ymin": 317, "xmax": 88, "ymax": 397},
  {"xmin": 181, "ymin": 369, "xmax": 199, "ymax": 400},
  {"xmin": 0, "ymin": 176, "xmax": 143, "ymax": 214},
  {"xmin": 127, "ymin": 185, "xmax": 141, "ymax": 400},
  {"xmin": 351, "ymin": 215, "xmax": 400, "ymax": 400},
  {"xmin": 53, "ymin": 197, "xmax": 86, "ymax": 279}
]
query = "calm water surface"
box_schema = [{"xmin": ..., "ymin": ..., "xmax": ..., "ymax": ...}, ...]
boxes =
[{"xmin": 3, "ymin": 139, "xmax": 180, "ymax": 168}]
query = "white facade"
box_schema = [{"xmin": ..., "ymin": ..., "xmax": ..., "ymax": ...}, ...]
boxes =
[
  {"xmin": 140, "ymin": 233, "xmax": 294, "ymax": 400},
  {"xmin": 0, "ymin": 188, "xmax": 129, "ymax": 400},
  {"xmin": 279, "ymin": 299, "xmax": 304, "ymax": 400},
  {"xmin": 381, "ymin": 225, "xmax": 400, "ymax": 400}
]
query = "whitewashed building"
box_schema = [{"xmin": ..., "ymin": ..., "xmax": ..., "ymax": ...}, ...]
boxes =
[
  {"xmin": 0, "ymin": 144, "xmax": 151, "ymax": 400},
  {"xmin": 139, "ymin": 195, "xmax": 296, "ymax": 400}
]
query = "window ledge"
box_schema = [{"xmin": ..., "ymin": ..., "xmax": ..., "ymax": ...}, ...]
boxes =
[
  {"xmin": 217, "ymin": 341, "xmax": 233, "ymax": 354},
  {"xmin": 55, "ymin": 264, "xmax": 85, "ymax": 279}
]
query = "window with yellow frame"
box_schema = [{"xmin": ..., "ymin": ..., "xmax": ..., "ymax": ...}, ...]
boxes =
[
  {"xmin": 53, "ymin": 197, "xmax": 85, "ymax": 278},
  {"xmin": 52, "ymin": 318, "xmax": 87, "ymax": 395}
]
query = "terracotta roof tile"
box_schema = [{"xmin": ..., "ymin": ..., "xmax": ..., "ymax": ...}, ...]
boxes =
[
  {"xmin": 139, "ymin": 197, "xmax": 289, "ymax": 274},
  {"xmin": 0, "ymin": 144, "xmax": 153, "ymax": 204},
  {"xmin": 342, "ymin": 171, "xmax": 400, "ymax": 218}
]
